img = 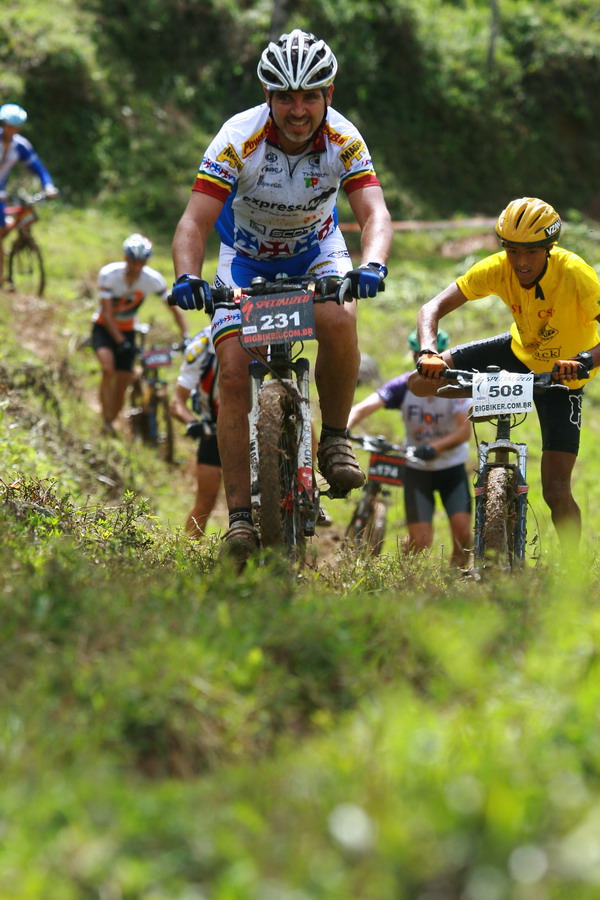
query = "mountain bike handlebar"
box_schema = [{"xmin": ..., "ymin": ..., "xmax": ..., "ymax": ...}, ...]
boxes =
[
  {"xmin": 205, "ymin": 275, "xmax": 342, "ymax": 316},
  {"xmin": 442, "ymin": 367, "xmax": 572, "ymax": 392}
]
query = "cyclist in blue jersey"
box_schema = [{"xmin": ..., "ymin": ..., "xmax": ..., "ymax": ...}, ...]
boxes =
[
  {"xmin": 171, "ymin": 29, "xmax": 393, "ymax": 563},
  {"xmin": 0, "ymin": 104, "xmax": 58, "ymax": 288}
]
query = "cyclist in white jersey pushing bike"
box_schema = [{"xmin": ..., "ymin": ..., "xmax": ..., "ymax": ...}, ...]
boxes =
[{"xmin": 170, "ymin": 28, "xmax": 393, "ymax": 565}]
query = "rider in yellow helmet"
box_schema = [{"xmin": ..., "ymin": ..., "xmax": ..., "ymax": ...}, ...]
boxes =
[{"xmin": 408, "ymin": 196, "xmax": 600, "ymax": 553}]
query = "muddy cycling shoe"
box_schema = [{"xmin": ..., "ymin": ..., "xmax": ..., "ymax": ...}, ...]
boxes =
[
  {"xmin": 317, "ymin": 435, "xmax": 365, "ymax": 494},
  {"xmin": 220, "ymin": 520, "xmax": 260, "ymax": 568}
]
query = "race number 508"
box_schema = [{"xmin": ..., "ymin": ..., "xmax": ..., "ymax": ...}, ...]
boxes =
[{"xmin": 488, "ymin": 383, "xmax": 524, "ymax": 398}]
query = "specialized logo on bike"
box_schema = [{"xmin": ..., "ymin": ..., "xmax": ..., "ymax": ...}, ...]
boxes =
[
  {"xmin": 142, "ymin": 349, "xmax": 172, "ymax": 369},
  {"xmin": 368, "ymin": 453, "xmax": 405, "ymax": 486},
  {"xmin": 240, "ymin": 290, "xmax": 316, "ymax": 346},
  {"xmin": 472, "ymin": 371, "xmax": 534, "ymax": 416}
]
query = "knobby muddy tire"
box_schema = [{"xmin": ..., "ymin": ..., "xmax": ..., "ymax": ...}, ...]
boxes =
[
  {"xmin": 484, "ymin": 467, "xmax": 516, "ymax": 567},
  {"xmin": 257, "ymin": 380, "xmax": 305, "ymax": 561}
]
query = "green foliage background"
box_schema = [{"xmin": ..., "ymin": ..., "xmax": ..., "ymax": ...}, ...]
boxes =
[{"xmin": 1, "ymin": 0, "xmax": 600, "ymax": 226}]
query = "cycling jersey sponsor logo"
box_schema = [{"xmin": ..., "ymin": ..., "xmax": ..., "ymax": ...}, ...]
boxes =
[
  {"xmin": 217, "ymin": 144, "xmax": 243, "ymax": 171},
  {"xmin": 265, "ymin": 152, "xmax": 278, "ymax": 163},
  {"xmin": 340, "ymin": 139, "xmax": 366, "ymax": 171},
  {"xmin": 242, "ymin": 186, "xmax": 336, "ymax": 212},
  {"xmin": 242, "ymin": 123, "xmax": 270, "ymax": 157},
  {"xmin": 308, "ymin": 154, "xmax": 321, "ymax": 167},
  {"xmin": 322, "ymin": 123, "xmax": 349, "ymax": 146},
  {"xmin": 304, "ymin": 176, "xmax": 320, "ymax": 189},
  {"xmin": 201, "ymin": 156, "xmax": 237, "ymax": 184},
  {"xmin": 538, "ymin": 322, "xmax": 558, "ymax": 343},
  {"xmin": 269, "ymin": 226, "xmax": 313, "ymax": 238},
  {"xmin": 328, "ymin": 249, "xmax": 351, "ymax": 259},
  {"xmin": 257, "ymin": 174, "xmax": 283, "ymax": 188},
  {"xmin": 534, "ymin": 347, "xmax": 560, "ymax": 360},
  {"xmin": 249, "ymin": 219, "xmax": 267, "ymax": 234},
  {"xmin": 261, "ymin": 164, "xmax": 283, "ymax": 174}
]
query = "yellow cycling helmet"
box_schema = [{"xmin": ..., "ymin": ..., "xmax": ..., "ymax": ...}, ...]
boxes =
[{"xmin": 496, "ymin": 197, "xmax": 561, "ymax": 248}]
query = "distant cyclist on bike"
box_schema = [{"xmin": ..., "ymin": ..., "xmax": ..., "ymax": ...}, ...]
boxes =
[
  {"xmin": 408, "ymin": 196, "xmax": 600, "ymax": 551},
  {"xmin": 0, "ymin": 104, "xmax": 58, "ymax": 289},
  {"xmin": 349, "ymin": 330, "xmax": 472, "ymax": 567},
  {"xmin": 170, "ymin": 28, "xmax": 393, "ymax": 563},
  {"xmin": 170, "ymin": 326, "xmax": 221, "ymax": 538},
  {"xmin": 92, "ymin": 234, "xmax": 189, "ymax": 435}
]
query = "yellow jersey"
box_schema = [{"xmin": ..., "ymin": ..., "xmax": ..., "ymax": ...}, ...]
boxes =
[{"xmin": 456, "ymin": 246, "xmax": 600, "ymax": 389}]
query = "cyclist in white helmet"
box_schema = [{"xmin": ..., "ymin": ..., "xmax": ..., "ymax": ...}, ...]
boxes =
[
  {"xmin": 0, "ymin": 103, "xmax": 58, "ymax": 289},
  {"xmin": 171, "ymin": 29, "xmax": 393, "ymax": 563},
  {"xmin": 91, "ymin": 233, "xmax": 189, "ymax": 435}
]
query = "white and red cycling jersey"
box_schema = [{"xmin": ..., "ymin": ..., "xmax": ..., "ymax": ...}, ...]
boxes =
[
  {"xmin": 193, "ymin": 102, "xmax": 380, "ymax": 261},
  {"xmin": 93, "ymin": 261, "xmax": 168, "ymax": 332}
]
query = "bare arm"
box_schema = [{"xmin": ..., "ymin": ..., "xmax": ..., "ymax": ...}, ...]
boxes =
[
  {"xmin": 429, "ymin": 408, "xmax": 471, "ymax": 454},
  {"xmin": 347, "ymin": 391, "xmax": 385, "ymax": 429},
  {"xmin": 417, "ymin": 282, "xmax": 469, "ymax": 352},
  {"xmin": 347, "ymin": 185, "xmax": 393, "ymax": 266},
  {"xmin": 172, "ymin": 192, "xmax": 225, "ymax": 279},
  {"xmin": 169, "ymin": 383, "xmax": 194, "ymax": 424},
  {"xmin": 99, "ymin": 297, "xmax": 125, "ymax": 343}
]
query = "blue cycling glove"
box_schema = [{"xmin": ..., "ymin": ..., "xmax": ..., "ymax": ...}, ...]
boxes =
[
  {"xmin": 337, "ymin": 262, "xmax": 387, "ymax": 303},
  {"xmin": 170, "ymin": 274, "xmax": 211, "ymax": 311}
]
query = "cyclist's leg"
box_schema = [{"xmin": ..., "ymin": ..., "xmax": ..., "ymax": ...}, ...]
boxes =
[
  {"xmin": 403, "ymin": 467, "xmax": 435, "ymax": 552},
  {"xmin": 92, "ymin": 324, "xmax": 118, "ymax": 425},
  {"xmin": 436, "ymin": 464, "xmax": 473, "ymax": 566},
  {"xmin": 536, "ymin": 387, "xmax": 583, "ymax": 550},
  {"xmin": 188, "ymin": 437, "xmax": 222, "ymax": 537}
]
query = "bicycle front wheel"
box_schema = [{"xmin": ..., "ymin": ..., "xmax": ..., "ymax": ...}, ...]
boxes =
[
  {"xmin": 483, "ymin": 467, "xmax": 517, "ymax": 567},
  {"xmin": 257, "ymin": 380, "xmax": 305, "ymax": 560},
  {"xmin": 8, "ymin": 235, "xmax": 45, "ymax": 297},
  {"xmin": 148, "ymin": 392, "xmax": 174, "ymax": 464}
]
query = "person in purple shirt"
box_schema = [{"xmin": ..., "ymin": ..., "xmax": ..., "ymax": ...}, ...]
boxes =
[
  {"xmin": 0, "ymin": 104, "xmax": 58, "ymax": 288},
  {"xmin": 348, "ymin": 329, "xmax": 472, "ymax": 566}
]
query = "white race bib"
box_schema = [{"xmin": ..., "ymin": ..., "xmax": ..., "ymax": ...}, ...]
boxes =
[{"xmin": 472, "ymin": 371, "xmax": 534, "ymax": 416}]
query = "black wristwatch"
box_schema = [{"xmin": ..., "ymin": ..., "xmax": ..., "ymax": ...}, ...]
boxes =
[{"xmin": 576, "ymin": 350, "xmax": 594, "ymax": 372}]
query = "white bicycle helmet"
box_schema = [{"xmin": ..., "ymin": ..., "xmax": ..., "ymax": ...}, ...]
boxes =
[
  {"xmin": 0, "ymin": 104, "xmax": 28, "ymax": 127},
  {"xmin": 257, "ymin": 29, "xmax": 338, "ymax": 92},
  {"xmin": 123, "ymin": 233, "xmax": 153, "ymax": 260}
]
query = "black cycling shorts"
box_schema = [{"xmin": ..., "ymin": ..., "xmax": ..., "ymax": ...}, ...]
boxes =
[
  {"xmin": 91, "ymin": 323, "xmax": 136, "ymax": 372},
  {"xmin": 403, "ymin": 463, "xmax": 472, "ymax": 525},
  {"xmin": 450, "ymin": 333, "xmax": 584, "ymax": 455},
  {"xmin": 196, "ymin": 433, "xmax": 221, "ymax": 467}
]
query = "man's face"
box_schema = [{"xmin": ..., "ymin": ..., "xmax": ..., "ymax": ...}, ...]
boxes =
[
  {"xmin": 503, "ymin": 243, "xmax": 548, "ymax": 287},
  {"xmin": 266, "ymin": 85, "xmax": 333, "ymax": 152},
  {"xmin": 124, "ymin": 257, "xmax": 145, "ymax": 277}
]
